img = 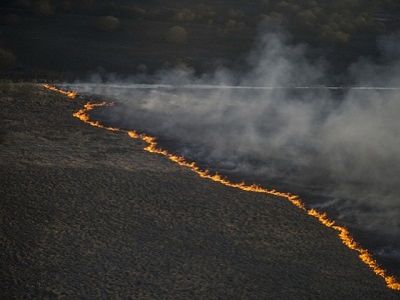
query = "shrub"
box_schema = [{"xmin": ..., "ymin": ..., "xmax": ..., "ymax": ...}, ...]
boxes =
[
  {"xmin": 33, "ymin": 0, "xmax": 53, "ymax": 16},
  {"xmin": 194, "ymin": 4, "xmax": 215, "ymax": 20},
  {"xmin": 95, "ymin": 16, "xmax": 120, "ymax": 32},
  {"xmin": 59, "ymin": 0, "xmax": 73, "ymax": 13},
  {"xmin": 166, "ymin": 26, "xmax": 188, "ymax": 44},
  {"xmin": 78, "ymin": 0, "xmax": 95, "ymax": 10},
  {"xmin": 124, "ymin": 5, "xmax": 146, "ymax": 18},
  {"xmin": 1, "ymin": 14, "xmax": 21, "ymax": 25},
  {"xmin": 173, "ymin": 9, "xmax": 196, "ymax": 22},
  {"xmin": 14, "ymin": 0, "xmax": 31, "ymax": 9},
  {"xmin": 0, "ymin": 48, "xmax": 17, "ymax": 70},
  {"xmin": 320, "ymin": 28, "xmax": 350, "ymax": 45}
]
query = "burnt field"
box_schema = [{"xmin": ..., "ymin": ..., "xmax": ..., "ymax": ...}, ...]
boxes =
[
  {"xmin": 1, "ymin": 83, "xmax": 399, "ymax": 298},
  {"xmin": 88, "ymin": 85, "xmax": 400, "ymax": 280}
]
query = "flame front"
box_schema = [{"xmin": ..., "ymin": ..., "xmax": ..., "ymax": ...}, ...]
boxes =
[
  {"xmin": 44, "ymin": 84, "xmax": 400, "ymax": 291},
  {"xmin": 43, "ymin": 84, "xmax": 77, "ymax": 99},
  {"xmin": 73, "ymin": 102, "xmax": 120, "ymax": 131}
]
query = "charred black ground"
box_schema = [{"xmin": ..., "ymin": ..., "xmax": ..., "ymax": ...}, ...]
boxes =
[
  {"xmin": 1, "ymin": 83, "xmax": 399, "ymax": 298},
  {"xmin": 90, "ymin": 87, "xmax": 400, "ymax": 279}
]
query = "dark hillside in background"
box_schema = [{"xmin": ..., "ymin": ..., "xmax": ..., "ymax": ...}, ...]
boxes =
[{"xmin": 0, "ymin": 0, "xmax": 399, "ymax": 81}]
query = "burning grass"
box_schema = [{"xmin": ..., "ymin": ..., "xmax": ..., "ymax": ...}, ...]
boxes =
[
  {"xmin": 44, "ymin": 84, "xmax": 400, "ymax": 291},
  {"xmin": 43, "ymin": 84, "xmax": 77, "ymax": 99}
]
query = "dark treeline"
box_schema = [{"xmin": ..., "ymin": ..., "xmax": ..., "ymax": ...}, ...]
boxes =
[{"xmin": 0, "ymin": 0, "xmax": 399, "ymax": 80}]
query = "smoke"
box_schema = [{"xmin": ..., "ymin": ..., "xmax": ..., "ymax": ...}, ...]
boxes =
[{"xmin": 65, "ymin": 30, "xmax": 400, "ymax": 270}]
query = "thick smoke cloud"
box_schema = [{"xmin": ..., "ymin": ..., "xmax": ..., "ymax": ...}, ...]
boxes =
[{"xmin": 66, "ymin": 31, "xmax": 400, "ymax": 269}]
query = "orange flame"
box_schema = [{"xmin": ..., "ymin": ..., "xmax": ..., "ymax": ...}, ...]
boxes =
[
  {"xmin": 72, "ymin": 102, "xmax": 120, "ymax": 132},
  {"xmin": 44, "ymin": 84, "xmax": 400, "ymax": 291},
  {"xmin": 43, "ymin": 84, "xmax": 77, "ymax": 99}
]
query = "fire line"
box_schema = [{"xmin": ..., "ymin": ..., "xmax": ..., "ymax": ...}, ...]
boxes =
[
  {"xmin": 43, "ymin": 84, "xmax": 77, "ymax": 99},
  {"xmin": 44, "ymin": 84, "xmax": 400, "ymax": 291}
]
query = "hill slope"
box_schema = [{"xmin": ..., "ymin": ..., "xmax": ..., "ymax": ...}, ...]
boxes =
[{"xmin": 0, "ymin": 83, "xmax": 398, "ymax": 299}]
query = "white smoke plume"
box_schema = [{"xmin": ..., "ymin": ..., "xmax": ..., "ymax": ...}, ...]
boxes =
[{"xmin": 64, "ymin": 30, "xmax": 400, "ymax": 271}]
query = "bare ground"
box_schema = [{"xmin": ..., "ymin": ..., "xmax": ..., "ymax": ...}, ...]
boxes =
[{"xmin": 0, "ymin": 83, "xmax": 398, "ymax": 299}]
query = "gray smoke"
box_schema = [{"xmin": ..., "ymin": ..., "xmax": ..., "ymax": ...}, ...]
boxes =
[{"xmin": 64, "ymin": 31, "xmax": 400, "ymax": 266}]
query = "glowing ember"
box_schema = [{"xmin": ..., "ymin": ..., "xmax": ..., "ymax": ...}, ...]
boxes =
[{"xmin": 43, "ymin": 84, "xmax": 400, "ymax": 291}]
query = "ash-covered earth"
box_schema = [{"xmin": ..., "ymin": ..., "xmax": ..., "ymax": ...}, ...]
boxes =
[
  {"xmin": 80, "ymin": 85, "xmax": 400, "ymax": 279},
  {"xmin": 1, "ymin": 83, "xmax": 400, "ymax": 298}
]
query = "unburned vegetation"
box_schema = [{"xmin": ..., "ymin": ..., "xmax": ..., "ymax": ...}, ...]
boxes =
[{"xmin": 0, "ymin": 0, "xmax": 399, "ymax": 79}]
